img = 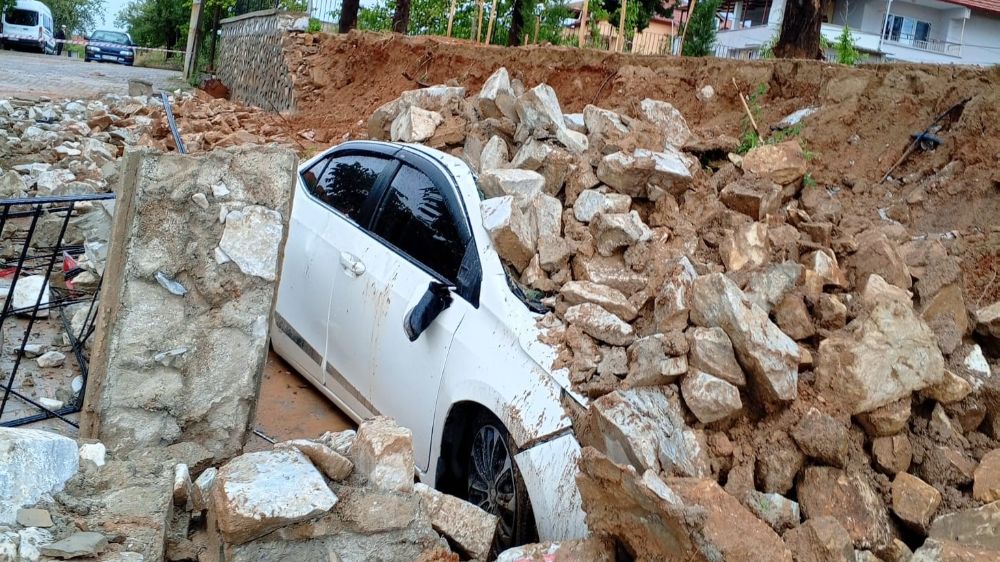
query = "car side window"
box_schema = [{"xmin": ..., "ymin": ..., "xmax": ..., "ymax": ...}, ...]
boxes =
[
  {"xmin": 303, "ymin": 154, "xmax": 390, "ymax": 223},
  {"xmin": 372, "ymin": 165, "xmax": 465, "ymax": 283}
]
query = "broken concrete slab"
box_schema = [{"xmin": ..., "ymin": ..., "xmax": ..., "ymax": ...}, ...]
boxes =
[
  {"xmin": 211, "ymin": 448, "xmax": 337, "ymax": 546},
  {"xmin": 79, "ymin": 146, "xmax": 296, "ymax": 460},
  {"xmin": 0, "ymin": 428, "xmax": 78, "ymax": 525}
]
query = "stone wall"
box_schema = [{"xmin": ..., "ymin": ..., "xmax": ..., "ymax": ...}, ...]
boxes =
[
  {"xmin": 217, "ymin": 10, "xmax": 302, "ymax": 112},
  {"xmin": 80, "ymin": 146, "xmax": 297, "ymax": 462}
]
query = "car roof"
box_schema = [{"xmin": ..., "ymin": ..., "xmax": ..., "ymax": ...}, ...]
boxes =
[{"xmin": 12, "ymin": 0, "xmax": 52, "ymax": 15}]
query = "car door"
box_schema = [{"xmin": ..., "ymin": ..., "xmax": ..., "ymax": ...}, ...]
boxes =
[
  {"xmin": 325, "ymin": 150, "xmax": 480, "ymax": 470},
  {"xmin": 274, "ymin": 148, "xmax": 395, "ymax": 416}
]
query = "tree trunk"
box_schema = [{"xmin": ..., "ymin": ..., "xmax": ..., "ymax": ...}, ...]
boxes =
[
  {"xmin": 773, "ymin": 0, "xmax": 824, "ymax": 59},
  {"xmin": 339, "ymin": 0, "xmax": 360, "ymax": 32},
  {"xmin": 391, "ymin": 0, "xmax": 411, "ymax": 33},
  {"xmin": 508, "ymin": 0, "xmax": 525, "ymax": 46}
]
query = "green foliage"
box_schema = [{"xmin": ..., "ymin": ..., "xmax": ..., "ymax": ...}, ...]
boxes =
[
  {"xmin": 760, "ymin": 32, "xmax": 777, "ymax": 59},
  {"xmin": 681, "ymin": 0, "xmax": 721, "ymax": 57},
  {"xmin": 116, "ymin": 0, "xmax": 188, "ymax": 49},
  {"xmin": 41, "ymin": 0, "xmax": 105, "ymax": 35},
  {"xmin": 736, "ymin": 83, "xmax": 767, "ymax": 154},
  {"xmin": 307, "ymin": 17, "xmax": 322, "ymax": 32},
  {"xmin": 599, "ymin": 0, "xmax": 671, "ymax": 37},
  {"xmin": 833, "ymin": 25, "xmax": 860, "ymax": 65},
  {"xmin": 802, "ymin": 172, "xmax": 816, "ymax": 187},
  {"xmin": 0, "ymin": 0, "xmax": 15, "ymax": 16},
  {"xmin": 768, "ymin": 123, "xmax": 803, "ymax": 144}
]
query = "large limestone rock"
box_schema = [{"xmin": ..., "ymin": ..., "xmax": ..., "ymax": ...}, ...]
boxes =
[
  {"xmin": 576, "ymin": 449, "xmax": 791, "ymax": 562},
  {"xmin": 892, "ymin": 472, "xmax": 942, "ymax": 533},
  {"xmin": 415, "ymin": 483, "xmax": 498, "ymax": 561},
  {"xmin": 481, "ymin": 196, "xmax": 535, "ymax": 273},
  {"xmin": 689, "ymin": 273, "xmax": 799, "ymax": 404},
  {"xmin": 742, "ymin": 141, "xmax": 808, "ymax": 185},
  {"xmin": 211, "ymin": 448, "xmax": 337, "ymax": 546},
  {"xmin": 573, "ymin": 189, "xmax": 631, "ymax": 223},
  {"xmin": 637, "ymin": 99, "xmax": 690, "ymax": 148},
  {"xmin": 11, "ymin": 275, "xmax": 50, "ymax": 317},
  {"xmin": 564, "ymin": 303, "xmax": 635, "ymax": 346},
  {"xmin": 478, "ymin": 67, "xmax": 517, "ymax": 121},
  {"xmin": 911, "ymin": 539, "xmax": 997, "ymax": 562},
  {"xmin": 719, "ymin": 176, "xmax": 782, "ymax": 220},
  {"xmin": 596, "ymin": 149, "xmax": 693, "ymax": 198},
  {"xmin": 687, "ymin": 327, "xmax": 745, "ymax": 387},
  {"xmin": 0, "ymin": 428, "xmax": 79, "ymax": 525},
  {"xmin": 590, "ymin": 386, "xmax": 709, "ymax": 477},
  {"xmin": 798, "ymin": 467, "xmax": 895, "ymax": 551},
  {"xmin": 816, "ymin": 295, "xmax": 944, "ymax": 414},
  {"xmin": 928, "ymin": 501, "xmax": 1000, "ymax": 551},
  {"xmin": 720, "ymin": 222, "xmax": 769, "ymax": 272},
  {"xmin": 390, "ymin": 105, "xmax": 444, "ymax": 143},
  {"xmin": 590, "ymin": 210, "xmax": 652, "ymax": 256},
  {"xmin": 680, "ymin": 370, "xmax": 742, "ymax": 423},
  {"xmin": 515, "ymin": 84, "xmax": 564, "ymax": 132},
  {"xmin": 849, "ymin": 230, "xmax": 912, "ymax": 290},
  {"xmin": 478, "ymin": 168, "xmax": 544, "ymax": 206},
  {"xmin": 583, "ymin": 105, "xmax": 630, "ymax": 153},
  {"xmin": 561, "ymin": 281, "xmax": 637, "ymax": 321},
  {"xmin": 783, "ymin": 517, "xmax": 855, "ymax": 562},
  {"xmin": 350, "ymin": 417, "xmax": 416, "ymax": 493}
]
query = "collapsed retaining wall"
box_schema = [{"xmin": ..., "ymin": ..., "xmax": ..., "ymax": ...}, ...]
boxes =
[
  {"xmin": 217, "ymin": 10, "xmax": 302, "ymax": 112},
  {"xmin": 80, "ymin": 146, "xmax": 297, "ymax": 461}
]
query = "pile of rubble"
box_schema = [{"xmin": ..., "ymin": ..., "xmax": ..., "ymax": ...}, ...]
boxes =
[
  {"xmin": 0, "ymin": 95, "xmax": 144, "ymax": 198},
  {"xmin": 0, "ymin": 417, "xmax": 500, "ymax": 562},
  {"xmin": 370, "ymin": 68, "xmax": 1000, "ymax": 561}
]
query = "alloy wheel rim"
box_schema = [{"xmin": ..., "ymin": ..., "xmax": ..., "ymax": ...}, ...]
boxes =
[{"xmin": 468, "ymin": 424, "xmax": 517, "ymax": 546}]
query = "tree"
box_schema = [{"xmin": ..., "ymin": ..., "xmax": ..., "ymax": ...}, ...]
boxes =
[
  {"xmin": 508, "ymin": 0, "xmax": 526, "ymax": 45},
  {"xmin": 0, "ymin": 0, "xmax": 14, "ymax": 17},
  {"xmin": 116, "ymin": 0, "xmax": 187, "ymax": 54},
  {"xmin": 340, "ymin": 0, "xmax": 360, "ymax": 31},
  {"xmin": 833, "ymin": 24, "xmax": 860, "ymax": 64},
  {"xmin": 391, "ymin": 0, "xmax": 411, "ymax": 32},
  {"xmin": 773, "ymin": 0, "xmax": 825, "ymax": 59},
  {"xmin": 599, "ymin": 0, "xmax": 671, "ymax": 40},
  {"xmin": 40, "ymin": 0, "xmax": 105, "ymax": 35},
  {"xmin": 681, "ymin": 0, "xmax": 720, "ymax": 56}
]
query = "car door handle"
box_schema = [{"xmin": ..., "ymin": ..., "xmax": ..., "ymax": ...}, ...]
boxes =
[{"xmin": 339, "ymin": 252, "xmax": 365, "ymax": 277}]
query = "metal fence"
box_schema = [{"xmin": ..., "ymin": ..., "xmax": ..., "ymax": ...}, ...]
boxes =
[
  {"xmin": 0, "ymin": 194, "xmax": 112, "ymax": 428},
  {"xmin": 233, "ymin": 0, "xmax": 341, "ymax": 19}
]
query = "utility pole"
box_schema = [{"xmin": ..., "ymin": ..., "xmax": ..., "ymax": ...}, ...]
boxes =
[
  {"xmin": 616, "ymin": 0, "xmax": 627, "ymax": 52},
  {"xmin": 183, "ymin": 0, "xmax": 205, "ymax": 81}
]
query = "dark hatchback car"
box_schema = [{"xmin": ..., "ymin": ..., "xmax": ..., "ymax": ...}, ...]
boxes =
[{"xmin": 84, "ymin": 30, "xmax": 135, "ymax": 65}]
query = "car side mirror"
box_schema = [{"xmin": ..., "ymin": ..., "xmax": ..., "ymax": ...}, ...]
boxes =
[{"xmin": 403, "ymin": 282, "xmax": 453, "ymax": 342}]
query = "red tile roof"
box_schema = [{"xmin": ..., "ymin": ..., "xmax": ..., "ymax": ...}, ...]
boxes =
[{"xmin": 940, "ymin": 0, "xmax": 1000, "ymax": 14}]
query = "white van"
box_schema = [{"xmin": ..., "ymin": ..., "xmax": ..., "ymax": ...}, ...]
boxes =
[{"xmin": 1, "ymin": 0, "xmax": 56, "ymax": 54}]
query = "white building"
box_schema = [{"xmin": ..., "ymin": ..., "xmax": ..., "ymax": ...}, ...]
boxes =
[{"xmin": 713, "ymin": 0, "xmax": 1000, "ymax": 64}]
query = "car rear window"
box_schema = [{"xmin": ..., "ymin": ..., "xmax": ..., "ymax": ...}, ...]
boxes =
[
  {"xmin": 5, "ymin": 8, "xmax": 38, "ymax": 26},
  {"xmin": 90, "ymin": 31, "xmax": 129, "ymax": 44}
]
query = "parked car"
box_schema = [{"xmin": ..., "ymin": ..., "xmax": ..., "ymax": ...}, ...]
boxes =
[
  {"xmin": 84, "ymin": 30, "xmax": 135, "ymax": 65},
  {"xmin": 0, "ymin": 0, "xmax": 56, "ymax": 54},
  {"xmin": 271, "ymin": 140, "xmax": 588, "ymax": 548}
]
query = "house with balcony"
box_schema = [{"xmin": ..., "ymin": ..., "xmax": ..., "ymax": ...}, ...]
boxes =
[{"xmin": 713, "ymin": 0, "xmax": 1000, "ymax": 64}]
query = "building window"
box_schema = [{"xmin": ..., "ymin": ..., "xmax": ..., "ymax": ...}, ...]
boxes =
[{"xmin": 884, "ymin": 14, "xmax": 931, "ymax": 45}]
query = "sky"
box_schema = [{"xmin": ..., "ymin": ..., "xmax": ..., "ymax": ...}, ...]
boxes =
[{"xmin": 97, "ymin": 0, "xmax": 129, "ymax": 31}]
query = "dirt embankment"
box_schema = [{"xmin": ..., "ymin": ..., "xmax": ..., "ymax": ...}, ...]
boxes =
[{"xmin": 277, "ymin": 32, "xmax": 1000, "ymax": 303}]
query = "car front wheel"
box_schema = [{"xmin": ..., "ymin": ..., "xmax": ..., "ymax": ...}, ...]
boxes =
[{"xmin": 464, "ymin": 412, "xmax": 536, "ymax": 551}]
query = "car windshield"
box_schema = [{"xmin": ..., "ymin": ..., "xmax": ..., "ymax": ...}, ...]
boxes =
[
  {"xmin": 90, "ymin": 31, "xmax": 129, "ymax": 44},
  {"xmin": 5, "ymin": 8, "xmax": 38, "ymax": 26}
]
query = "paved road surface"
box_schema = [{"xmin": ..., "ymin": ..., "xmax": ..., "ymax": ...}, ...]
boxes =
[{"xmin": 0, "ymin": 49, "xmax": 184, "ymax": 99}]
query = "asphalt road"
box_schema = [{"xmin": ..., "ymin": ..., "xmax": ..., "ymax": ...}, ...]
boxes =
[{"xmin": 0, "ymin": 49, "xmax": 185, "ymax": 99}]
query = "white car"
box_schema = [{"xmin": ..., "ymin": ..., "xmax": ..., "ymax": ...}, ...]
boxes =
[{"xmin": 271, "ymin": 140, "xmax": 588, "ymax": 547}]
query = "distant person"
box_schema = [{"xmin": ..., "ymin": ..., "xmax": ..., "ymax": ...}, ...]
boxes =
[{"xmin": 55, "ymin": 25, "xmax": 66, "ymax": 56}]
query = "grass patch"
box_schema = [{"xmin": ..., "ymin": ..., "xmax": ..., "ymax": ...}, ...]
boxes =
[{"xmin": 135, "ymin": 50, "xmax": 183, "ymax": 71}]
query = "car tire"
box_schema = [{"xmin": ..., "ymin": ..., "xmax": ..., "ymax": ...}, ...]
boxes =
[{"xmin": 461, "ymin": 411, "xmax": 537, "ymax": 552}]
